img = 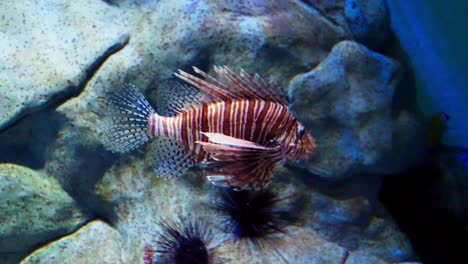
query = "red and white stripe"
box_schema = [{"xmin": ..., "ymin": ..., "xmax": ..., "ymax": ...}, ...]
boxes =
[{"xmin": 148, "ymin": 99, "xmax": 298, "ymax": 161}]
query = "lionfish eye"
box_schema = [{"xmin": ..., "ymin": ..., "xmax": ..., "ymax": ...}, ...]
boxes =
[{"xmin": 297, "ymin": 127, "xmax": 305, "ymax": 137}]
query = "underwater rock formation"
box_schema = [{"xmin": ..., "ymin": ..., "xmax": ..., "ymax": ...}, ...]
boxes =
[
  {"xmin": 92, "ymin": 158, "xmax": 416, "ymax": 263},
  {"xmin": 289, "ymin": 40, "xmax": 425, "ymax": 178},
  {"xmin": 0, "ymin": 0, "xmax": 127, "ymax": 131},
  {"xmin": 0, "ymin": 0, "xmax": 425, "ymax": 263},
  {"xmin": 299, "ymin": 0, "xmax": 390, "ymax": 49},
  {"xmin": 21, "ymin": 220, "xmax": 124, "ymax": 264},
  {"xmin": 0, "ymin": 164, "xmax": 86, "ymax": 255},
  {"xmin": 344, "ymin": 0, "xmax": 390, "ymax": 49}
]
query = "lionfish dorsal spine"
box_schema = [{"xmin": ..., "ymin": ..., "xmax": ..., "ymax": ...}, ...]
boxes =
[{"xmin": 175, "ymin": 66, "xmax": 288, "ymax": 105}]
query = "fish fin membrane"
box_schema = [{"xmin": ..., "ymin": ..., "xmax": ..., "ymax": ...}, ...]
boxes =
[
  {"xmin": 100, "ymin": 83, "xmax": 154, "ymax": 153},
  {"xmin": 307, "ymin": 164, "xmax": 332, "ymax": 178},
  {"xmin": 174, "ymin": 66, "xmax": 288, "ymax": 105},
  {"xmin": 155, "ymin": 80, "xmax": 213, "ymax": 116},
  {"xmin": 150, "ymin": 137, "xmax": 195, "ymax": 179},
  {"xmin": 197, "ymin": 133, "xmax": 283, "ymax": 190}
]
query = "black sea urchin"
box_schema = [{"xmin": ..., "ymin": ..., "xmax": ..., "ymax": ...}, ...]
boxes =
[
  {"xmin": 214, "ymin": 188, "xmax": 296, "ymax": 250},
  {"xmin": 145, "ymin": 218, "xmax": 217, "ymax": 264}
]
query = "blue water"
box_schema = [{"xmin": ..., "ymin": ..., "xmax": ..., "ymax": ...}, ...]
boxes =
[{"xmin": 387, "ymin": 0, "xmax": 468, "ymax": 148}]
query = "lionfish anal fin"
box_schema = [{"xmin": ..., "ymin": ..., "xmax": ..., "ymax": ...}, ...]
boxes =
[
  {"xmin": 174, "ymin": 66, "xmax": 288, "ymax": 105},
  {"xmin": 196, "ymin": 133, "xmax": 283, "ymax": 190},
  {"xmin": 150, "ymin": 137, "xmax": 195, "ymax": 179}
]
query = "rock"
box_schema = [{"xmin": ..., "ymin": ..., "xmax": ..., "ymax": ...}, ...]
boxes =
[
  {"xmin": 93, "ymin": 157, "xmax": 416, "ymax": 263},
  {"xmin": 47, "ymin": 0, "xmax": 352, "ymax": 229},
  {"xmin": 305, "ymin": 183, "xmax": 414, "ymax": 262},
  {"xmin": 345, "ymin": 250, "xmax": 389, "ymax": 264},
  {"xmin": 21, "ymin": 220, "xmax": 124, "ymax": 264},
  {"xmin": 289, "ymin": 40, "xmax": 423, "ymax": 179},
  {"xmin": 345, "ymin": 0, "xmax": 390, "ymax": 49},
  {"xmin": 0, "ymin": 253, "xmax": 26, "ymax": 264},
  {"xmin": 369, "ymin": 111, "xmax": 427, "ymax": 174},
  {"xmin": 0, "ymin": 109, "xmax": 67, "ymax": 169},
  {"xmin": 217, "ymin": 226, "xmax": 349, "ymax": 263},
  {"xmin": 0, "ymin": 0, "xmax": 127, "ymax": 131},
  {"xmin": 300, "ymin": 0, "xmax": 351, "ymax": 33},
  {"xmin": 432, "ymin": 147, "xmax": 468, "ymax": 220},
  {"xmin": 0, "ymin": 1, "xmax": 414, "ymax": 263},
  {"xmin": 291, "ymin": 0, "xmax": 391, "ymax": 49},
  {"xmin": 59, "ymin": 0, "xmax": 349, "ymax": 121},
  {"xmin": 0, "ymin": 164, "xmax": 86, "ymax": 254},
  {"xmin": 45, "ymin": 0, "xmax": 351, "ymax": 213}
]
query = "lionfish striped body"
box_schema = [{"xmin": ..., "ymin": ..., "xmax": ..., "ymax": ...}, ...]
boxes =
[
  {"xmin": 102, "ymin": 66, "xmax": 316, "ymax": 190},
  {"xmin": 149, "ymin": 100, "xmax": 300, "ymax": 162}
]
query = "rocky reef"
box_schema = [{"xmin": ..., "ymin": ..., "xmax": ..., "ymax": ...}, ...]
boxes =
[
  {"xmin": 289, "ymin": 40, "xmax": 425, "ymax": 178},
  {"xmin": 0, "ymin": 0, "xmax": 425, "ymax": 263}
]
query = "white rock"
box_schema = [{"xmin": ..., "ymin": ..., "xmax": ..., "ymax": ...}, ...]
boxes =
[
  {"xmin": 0, "ymin": 0, "xmax": 127, "ymax": 131},
  {"xmin": 21, "ymin": 220, "xmax": 124, "ymax": 264},
  {"xmin": 0, "ymin": 164, "xmax": 86, "ymax": 253}
]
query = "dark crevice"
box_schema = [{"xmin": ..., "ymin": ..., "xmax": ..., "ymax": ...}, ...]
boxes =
[
  {"xmin": 0, "ymin": 34, "xmax": 128, "ymax": 242},
  {"xmin": 341, "ymin": 250, "xmax": 350, "ymax": 264},
  {"xmin": 48, "ymin": 34, "xmax": 130, "ymax": 109},
  {"xmin": 0, "ymin": 110, "xmax": 67, "ymax": 169},
  {"xmin": 57, "ymin": 143, "xmax": 118, "ymax": 225},
  {"xmin": 0, "ymin": 35, "xmax": 129, "ymax": 170},
  {"xmin": 379, "ymin": 153, "xmax": 468, "ymax": 264},
  {"xmin": 101, "ymin": 0, "xmax": 119, "ymax": 6},
  {"xmin": 297, "ymin": 0, "xmax": 342, "ymax": 28}
]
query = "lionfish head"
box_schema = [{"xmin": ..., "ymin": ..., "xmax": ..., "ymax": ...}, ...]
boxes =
[{"xmin": 286, "ymin": 122, "xmax": 316, "ymax": 162}]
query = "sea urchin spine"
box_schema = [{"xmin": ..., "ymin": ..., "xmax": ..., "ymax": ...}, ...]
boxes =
[
  {"xmin": 214, "ymin": 188, "xmax": 296, "ymax": 250},
  {"xmin": 145, "ymin": 217, "xmax": 217, "ymax": 264}
]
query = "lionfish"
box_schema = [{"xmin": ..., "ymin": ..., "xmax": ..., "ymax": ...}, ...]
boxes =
[{"xmin": 102, "ymin": 66, "xmax": 316, "ymax": 190}]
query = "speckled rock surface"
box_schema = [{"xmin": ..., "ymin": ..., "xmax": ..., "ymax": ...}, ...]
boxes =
[
  {"xmin": 344, "ymin": 250, "xmax": 414, "ymax": 264},
  {"xmin": 295, "ymin": 0, "xmax": 390, "ymax": 49},
  {"xmin": 0, "ymin": 0, "xmax": 423, "ymax": 263},
  {"xmin": 58, "ymin": 0, "xmax": 349, "ymax": 122},
  {"xmin": 344, "ymin": 0, "xmax": 390, "ymax": 49},
  {"xmin": 289, "ymin": 40, "xmax": 424, "ymax": 179},
  {"xmin": 48, "ymin": 0, "xmax": 351, "ymax": 193},
  {"xmin": 93, "ymin": 158, "xmax": 416, "ymax": 263},
  {"xmin": 0, "ymin": 164, "xmax": 86, "ymax": 254},
  {"xmin": 0, "ymin": 0, "xmax": 127, "ymax": 131},
  {"xmin": 21, "ymin": 220, "xmax": 124, "ymax": 264}
]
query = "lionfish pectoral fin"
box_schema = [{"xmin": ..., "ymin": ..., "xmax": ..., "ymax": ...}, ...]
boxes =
[
  {"xmin": 197, "ymin": 135, "xmax": 282, "ymax": 190},
  {"xmin": 150, "ymin": 138, "xmax": 195, "ymax": 179},
  {"xmin": 206, "ymin": 175, "xmax": 231, "ymax": 187},
  {"xmin": 200, "ymin": 132, "xmax": 268, "ymax": 149}
]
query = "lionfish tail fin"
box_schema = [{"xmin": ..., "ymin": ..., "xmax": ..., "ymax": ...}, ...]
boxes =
[
  {"xmin": 100, "ymin": 83, "xmax": 155, "ymax": 153},
  {"xmin": 197, "ymin": 133, "xmax": 283, "ymax": 190}
]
